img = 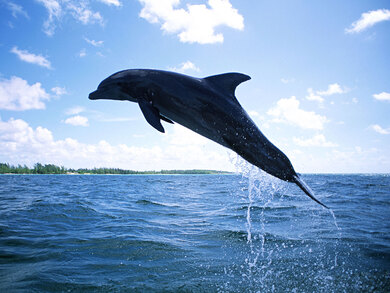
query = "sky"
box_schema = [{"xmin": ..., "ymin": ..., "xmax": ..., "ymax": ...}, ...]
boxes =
[{"xmin": 0, "ymin": 0, "xmax": 389, "ymax": 173}]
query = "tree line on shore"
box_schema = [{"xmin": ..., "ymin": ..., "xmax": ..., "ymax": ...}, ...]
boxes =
[{"xmin": 0, "ymin": 163, "xmax": 230, "ymax": 175}]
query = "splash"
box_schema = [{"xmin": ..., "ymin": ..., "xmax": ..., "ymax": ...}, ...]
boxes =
[
  {"xmin": 231, "ymin": 154, "xmax": 286, "ymax": 286},
  {"xmin": 328, "ymin": 208, "xmax": 342, "ymax": 268},
  {"xmin": 229, "ymin": 154, "xmax": 344, "ymax": 291},
  {"xmin": 329, "ymin": 209, "xmax": 340, "ymax": 231}
]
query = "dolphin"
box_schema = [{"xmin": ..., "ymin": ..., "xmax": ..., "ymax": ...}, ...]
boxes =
[{"xmin": 89, "ymin": 69, "xmax": 328, "ymax": 209}]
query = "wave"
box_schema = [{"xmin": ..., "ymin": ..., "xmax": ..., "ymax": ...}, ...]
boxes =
[{"xmin": 236, "ymin": 205, "xmax": 296, "ymax": 212}]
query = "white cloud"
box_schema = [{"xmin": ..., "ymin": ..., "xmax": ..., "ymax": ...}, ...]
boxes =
[
  {"xmin": 316, "ymin": 83, "xmax": 347, "ymax": 96},
  {"xmin": 6, "ymin": 2, "xmax": 29, "ymax": 18},
  {"xmin": 168, "ymin": 61, "xmax": 200, "ymax": 73},
  {"xmin": 10, "ymin": 46, "xmax": 52, "ymax": 69},
  {"xmin": 51, "ymin": 86, "xmax": 67, "ymax": 96},
  {"xmin": 138, "ymin": 0, "xmax": 244, "ymax": 44},
  {"xmin": 84, "ymin": 37, "xmax": 104, "ymax": 47},
  {"xmin": 290, "ymin": 145, "xmax": 388, "ymax": 173},
  {"xmin": 0, "ymin": 76, "xmax": 50, "ymax": 111},
  {"xmin": 0, "ymin": 118, "xmax": 232, "ymax": 170},
  {"xmin": 36, "ymin": 0, "xmax": 62, "ymax": 36},
  {"xmin": 281, "ymin": 78, "xmax": 295, "ymax": 84},
  {"xmin": 64, "ymin": 115, "xmax": 89, "ymax": 127},
  {"xmin": 99, "ymin": 0, "xmax": 121, "ymax": 6},
  {"xmin": 67, "ymin": 2, "xmax": 103, "ymax": 25},
  {"xmin": 293, "ymin": 134, "xmax": 338, "ymax": 147},
  {"xmin": 373, "ymin": 92, "xmax": 390, "ymax": 101},
  {"xmin": 306, "ymin": 88, "xmax": 324, "ymax": 103},
  {"xmin": 79, "ymin": 48, "xmax": 87, "ymax": 57},
  {"xmin": 37, "ymin": 0, "xmax": 103, "ymax": 36},
  {"xmin": 306, "ymin": 83, "xmax": 347, "ymax": 104},
  {"xmin": 248, "ymin": 110, "xmax": 259, "ymax": 118},
  {"xmin": 65, "ymin": 106, "xmax": 85, "ymax": 115},
  {"xmin": 371, "ymin": 124, "xmax": 390, "ymax": 135},
  {"xmin": 166, "ymin": 124, "xmax": 208, "ymax": 146},
  {"xmin": 267, "ymin": 96, "xmax": 328, "ymax": 130},
  {"xmin": 67, "ymin": 1, "xmax": 103, "ymax": 24},
  {"xmin": 346, "ymin": 9, "xmax": 390, "ymax": 34}
]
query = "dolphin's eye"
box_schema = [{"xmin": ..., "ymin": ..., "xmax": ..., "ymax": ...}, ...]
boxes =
[{"xmin": 147, "ymin": 88, "xmax": 155, "ymax": 97}]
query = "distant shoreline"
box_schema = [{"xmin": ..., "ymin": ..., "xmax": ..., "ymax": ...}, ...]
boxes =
[
  {"xmin": 1, "ymin": 163, "xmax": 388, "ymax": 176},
  {"xmin": 0, "ymin": 163, "xmax": 232, "ymax": 175},
  {"xmin": 0, "ymin": 172, "xmax": 233, "ymax": 175},
  {"xmin": 0, "ymin": 172, "xmax": 234, "ymax": 175}
]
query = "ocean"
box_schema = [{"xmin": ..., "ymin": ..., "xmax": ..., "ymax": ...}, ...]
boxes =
[{"xmin": 0, "ymin": 168, "xmax": 389, "ymax": 292}]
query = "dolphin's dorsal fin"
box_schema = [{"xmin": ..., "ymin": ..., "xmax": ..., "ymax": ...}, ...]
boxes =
[
  {"xmin": 138, "ymin": 99, "xmax": 165, "ymax": 133},
  {"xmin": 204, "ymin": 73, "xmax": 251, "ymax": 96}
]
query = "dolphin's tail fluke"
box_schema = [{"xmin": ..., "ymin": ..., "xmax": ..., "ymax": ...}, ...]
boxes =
[{"xmin": 292, "ymin": 175, "xmax": 329, "ymax": 209}]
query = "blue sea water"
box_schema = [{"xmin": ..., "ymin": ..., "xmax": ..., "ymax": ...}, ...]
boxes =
[{"xmin": 0, "ymin": 169, "xmax": 389, "ymax": 292}]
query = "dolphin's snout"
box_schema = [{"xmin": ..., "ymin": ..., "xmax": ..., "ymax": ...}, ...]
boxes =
[
  {"xmin": 88, "ymin": 90, "xmax": 98, "ymax": 100},
  {"xmin": 88, "ymin": 86, "xmax": 116, "ymax": 100},
  {"xmin": 88, "ymin": 84, "xmax": 133, "ymax": 102}
]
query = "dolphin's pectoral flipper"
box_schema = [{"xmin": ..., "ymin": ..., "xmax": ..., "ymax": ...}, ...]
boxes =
[
  {"xmin": 138, "ymin": 99, "xmax": 165, "ymax": 133},
  {"xmin": 160, "ymin": 115, "xmax": 174, "ymax": 124}
]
